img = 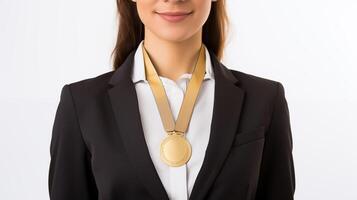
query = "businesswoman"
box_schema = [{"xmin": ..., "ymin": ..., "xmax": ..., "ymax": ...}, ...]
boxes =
[{"xmin": 48, "ymin": 0, "xmax": 295, "ymax": 199}]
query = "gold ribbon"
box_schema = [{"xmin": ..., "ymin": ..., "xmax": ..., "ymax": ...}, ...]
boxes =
[{"xmin": 142, "ymin": 41, "xmax": 206, "ymax": 167}]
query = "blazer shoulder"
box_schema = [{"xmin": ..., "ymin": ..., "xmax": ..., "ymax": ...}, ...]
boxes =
[
  {"xmin": 226, "ymin": 67, "xmax": 286, "ymax": 105},
  {"xmin": 228, "ymin": 67, "xmax": 283, "ymax": 93},
  {"xmin": 60, "ymin": 70, "xmax": 115, "ymax": 103}
]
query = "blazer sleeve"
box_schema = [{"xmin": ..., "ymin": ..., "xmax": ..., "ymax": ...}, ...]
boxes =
[
  {"xmin": 255, "ymin": 82, "xmax": 296, "ymax": 200},
  {"xmin": 48, "ymin": 84, "xmax": 98, "ymax": 200}
]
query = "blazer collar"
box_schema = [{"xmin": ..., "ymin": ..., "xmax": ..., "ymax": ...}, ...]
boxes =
[
  {"xmin": 108, "ymin": 43, "xmax": 238, "ymax": 86},
  {"xmin": 107, "ymin": 44, "xmax": 245, "ymax": 200}
]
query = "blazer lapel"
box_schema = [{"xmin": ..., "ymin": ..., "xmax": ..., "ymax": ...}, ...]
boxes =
[
  {"xmin": 107, "ymin": 49, "xmax": 170, "ymax": 200},
  {"xmin": 188, "ymin": 49, "xmax": 245, "ymax": 200},
  {"xmin": 107, "ymin": 47, "xmax": 245, "ymax": 200}
]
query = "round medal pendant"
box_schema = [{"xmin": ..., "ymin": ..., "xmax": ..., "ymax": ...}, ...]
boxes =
[{"xmin": 160, "ymin": 134, "xmax": 192, "ymax": 167}]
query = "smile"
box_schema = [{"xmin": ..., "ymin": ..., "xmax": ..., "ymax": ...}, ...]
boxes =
[{"xmin": 156, "ymin": 11, "xmax": 193, "ymax": 23}]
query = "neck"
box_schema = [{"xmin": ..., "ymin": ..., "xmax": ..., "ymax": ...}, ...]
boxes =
[{"xmin": 143, "ymin": 27, "xmax": 203, "ymax": 81}]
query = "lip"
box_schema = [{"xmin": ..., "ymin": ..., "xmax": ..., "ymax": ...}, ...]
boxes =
[{"xmin": 155, "ymin": 11, "xmax": 193, "ymax": 23}]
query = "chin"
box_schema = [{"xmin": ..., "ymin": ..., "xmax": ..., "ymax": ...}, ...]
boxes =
[{"xmin": 155, "ymin": 30, "xmax": 195, "ymax": 43}]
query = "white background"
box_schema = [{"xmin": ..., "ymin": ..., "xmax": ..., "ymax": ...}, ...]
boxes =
[{"xmin": 1, "ymin": 0, "xmax": 356, "ymax": 199}]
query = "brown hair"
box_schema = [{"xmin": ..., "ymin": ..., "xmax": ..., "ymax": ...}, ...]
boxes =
[{"xmin": 110, "ymin": 0, "xmax": 229, "ymax": 70}]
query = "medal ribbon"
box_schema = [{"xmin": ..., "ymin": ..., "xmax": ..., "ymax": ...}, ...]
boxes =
[{"xmin": 142, "ymin": 42, "xmax": 206, "ymax": 137}]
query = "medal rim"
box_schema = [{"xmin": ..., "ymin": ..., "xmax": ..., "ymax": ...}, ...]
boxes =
[{"xmin": 160, "ymin": 134, "xmax": 192, "ymax": 167}]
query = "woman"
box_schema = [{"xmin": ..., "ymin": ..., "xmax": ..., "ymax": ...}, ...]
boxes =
[{"xmin": 48, "ymin": 0, "xmax": 295, "ymax": 199}]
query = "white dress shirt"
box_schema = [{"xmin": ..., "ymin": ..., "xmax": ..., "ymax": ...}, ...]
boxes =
[{"xmin": 132, "ymin": 40, "xmax": 215, "ymax": 200}]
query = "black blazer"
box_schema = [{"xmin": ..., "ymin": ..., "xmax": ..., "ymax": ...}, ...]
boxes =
[{"xmin": 48, "ymin": 47, "xmax": 295, "ymax": 200}]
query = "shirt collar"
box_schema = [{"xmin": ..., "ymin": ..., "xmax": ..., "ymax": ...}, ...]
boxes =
[{"xmin": 132, "ymin": 40, "xmax": 215, "ymax": 84}]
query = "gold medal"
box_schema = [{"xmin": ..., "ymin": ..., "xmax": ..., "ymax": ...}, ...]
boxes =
[
  {"xmin": 160, "ymin": 132, "xmax": 192, "ymax": 167},
  {"xmin": 142, "ymin": 41, "xmax": 206, "ymax": 167}
]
